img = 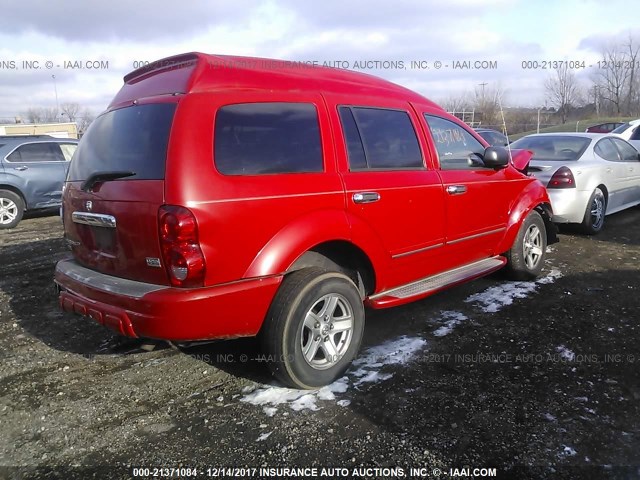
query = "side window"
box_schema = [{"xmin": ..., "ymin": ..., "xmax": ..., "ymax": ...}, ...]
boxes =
[
  {"xmin": 594, "ymin": 138, "xmax": 621, "ymax": 161},
  {"xmin": 59, "ymin": 143, "xmax": 78, "ymax": 161},
  {"xmin": 611, "ymin": 138, "xmax": 639, "ymax": 161},
  {"xmin": 6, "ymin": 142, "xmax": 65, "ymax": 162},
  {"xmin": 424, "ymin": 115, "xmax": 485, "ymax": 170},
  {"xmin": 630, "ymin": 126, "xmax": 640, "ymax": 141},
  {"xmin": 214, "ymin": 102, "xmax": 323, "ymax": 175},
  {"xmin": 339, "ymin": 106, "xmax": 423, "ymax": 170}
]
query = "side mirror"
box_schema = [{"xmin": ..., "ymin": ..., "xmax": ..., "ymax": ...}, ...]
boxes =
[
  {"xmin": 468, "ymin": 153, "xmax": 485, "ymax": 168},
  {"xmin": 483, "ymin": 146, "xmax": 510, "ymax": 168}
]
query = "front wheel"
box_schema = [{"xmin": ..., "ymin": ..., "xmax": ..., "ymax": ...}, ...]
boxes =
[
  {"xmin": 504, "ymin": 210, "xmax": 547, "ymax": 281},
  {"xmin": 260, "ymin": 267, "xmax": 365, "ymax": 389}
]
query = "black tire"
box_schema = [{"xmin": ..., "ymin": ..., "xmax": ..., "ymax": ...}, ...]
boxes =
[
  {"xmin": 580, "ymin": 187, "xmax": 606, "ymax": 235},
  {"xmin": 504, "ymin": 210, "xmax": 547, "ymax": 281},
  {"xmin": 0, "ymin": 189, "xmax": 25, "ymax": 229},
  {"xmin": 260, "ymin": 267, "xmax": 365, "ymax": 389}
]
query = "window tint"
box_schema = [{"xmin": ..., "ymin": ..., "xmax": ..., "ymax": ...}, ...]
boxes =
[
  {"xmin": 338, "ymin": 107, "xmax": 367, "ymax": 170},
  {"xmin": 510, "ymin": 135, "xmax": 591, "ymax": 161},
  {"xmin": 215, "ymin": 103, "xmax": 322, "ymax": 175},
  {"xmin": 6, "ymin": 142, "xmax": 64, "ymax": 162},
  {"xmin": 67, "ymin": 103, "xmax": 176, "ymax": 181},
  {"xmin": 630, "ymin": 127, "xmax": 640, "ymax": 141},
  {"xmin": 344, "ymin": 107, "xmax": 423, "ymax": 170},
  {"xmin": 611, "ymin": 122, "xmax": 630, "ymax": 134},
  {"xmin": 59, "ymin": 143, "xmax": 77, "ymax": 161},
  {"xmin": 425, "ymin": 115, "xmax": 484, "ymax": 169},
  {"xmin": 594, "ymin": 138, "xmax": 621, "ymax": 161},
  {"xmin": 611, "ymin": 138, "xmax": 639, "ymax": 161}
]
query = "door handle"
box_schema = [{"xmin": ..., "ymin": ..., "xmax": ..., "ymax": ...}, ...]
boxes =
[
  {"xmin": 606, "ymin": 168, "xmax": 613, "ymax": 173},
  {"xmin": 352, "ymin": 192, "xmax": 380, "ymax": 204},
  {"xmin": 14, "ymin": 166, "xmax": 28, "ymax": 171},
  {"xmin": 446, "ymin": 185, "xmax": 467, "ymax": 195}
]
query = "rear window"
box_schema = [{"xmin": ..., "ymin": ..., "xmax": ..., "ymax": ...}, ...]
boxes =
[
  {"xmin": 67, "ymin": 103, "xmax": 176, "ymax": 181},
  {"xmin": 214, "ymin": 102, "xmax": 323, "ymax": 175},
  {"xmin": 611, "ymin": 122, "xmax": 630, "ymax": 134},
  {"xmin": 510, "ymin": 136, "xmax": 590, "ymax": 161}
]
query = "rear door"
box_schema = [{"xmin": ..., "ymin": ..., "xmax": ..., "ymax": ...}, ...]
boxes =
[
  {"xmin": 62, "ymin": 101, "xmax": 177, "ymax": 285},
  {"xmin": 4, "ymin": 141, "xmax": 69, "ymax": 208},
  {"xmin": 330, "ymin": 98, "xmax": 447, "ymax": 290}
]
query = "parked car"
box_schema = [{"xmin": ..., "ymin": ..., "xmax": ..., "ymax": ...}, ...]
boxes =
[
  {"xmin": 511, "ymin": 133, "xmax": 640, "ymax": 234},
  {"xmin": 54, "ymin": 52, "xmax": 556, "ymax": 389},
  {"xmin": 0, "ymin": 135, "xmax": 78, "ymax": 228},
  {"xmin": 611, "ymin": 119, "xmax": 640, "ymax": 150},
  {"xmin": 585, "ymin": 122, "xmax": 624, "ymax": 134},
  {"xmin": 475, "ymin": 128, "xmax": 509, "ymax": 146}
]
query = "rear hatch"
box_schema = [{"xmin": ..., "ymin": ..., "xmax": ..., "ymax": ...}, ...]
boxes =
[{"xmin": 63, "ymin": 102, "xmax": 176, "ymax": 285}]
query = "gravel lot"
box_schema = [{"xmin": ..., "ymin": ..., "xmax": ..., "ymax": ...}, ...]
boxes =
[{"xmin": 1, "ymin": 208, "xmax": 639, "ymax": 480}]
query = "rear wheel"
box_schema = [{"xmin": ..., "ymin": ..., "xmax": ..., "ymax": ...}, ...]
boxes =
[
  {"xmin": 0, "ymin": 190, "xmax": 25, "ymax": 229},
  {"xmin": 260, "ymin": 267, "xmax": 365, "ymax": 389},
  {"xmin": 580, "ymin": 187, "xmax": 606, "ymax": 235},
  {"xmin": 504, "ymin": 210, "xmax": 547, "ymax": 280}
]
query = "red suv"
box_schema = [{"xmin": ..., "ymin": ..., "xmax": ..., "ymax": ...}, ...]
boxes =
[{"xmin": 55, "ymin": 53, "xmax": 556, "ymax": 389}]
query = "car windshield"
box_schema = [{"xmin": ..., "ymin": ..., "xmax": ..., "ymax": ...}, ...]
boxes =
[
  {"xmin": 510, "ymin": 136, "xmax": 591, "ymax": 161},
  {"xmin": 611, "ymin": 122, "xmax": 631, "ymax": 134}
]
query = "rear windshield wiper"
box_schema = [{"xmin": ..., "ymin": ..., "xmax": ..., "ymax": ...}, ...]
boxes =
[{"xmin": 81, "ymin": 171, "xmax": 136, "ymax": 192}]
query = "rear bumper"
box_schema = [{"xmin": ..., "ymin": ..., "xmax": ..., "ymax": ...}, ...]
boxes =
[
  {"xmin": 54, "ymin": 259, "xmax": 282, "ymax": 341},
  {"xmin": 547, "ymin": 189, "xmax": 591, "ymax": 224}
]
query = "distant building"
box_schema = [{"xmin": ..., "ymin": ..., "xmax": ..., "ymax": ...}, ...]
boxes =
[{"xmin": 0, "ymin": 122, "xmax": 78, "ymax": 139}]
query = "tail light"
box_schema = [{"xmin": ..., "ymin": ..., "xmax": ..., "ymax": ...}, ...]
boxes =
[
  {"xmin": 547, "ymin": 166, "xmax": 576, "ymax": 189},
  {"xmin": 158, "ymin": 205, "xmax": 205, "ymax": 287}
]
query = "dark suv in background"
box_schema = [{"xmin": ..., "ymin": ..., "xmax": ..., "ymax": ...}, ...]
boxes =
[{"xmin": 0, "ymin": 135, "xmax": 78, "ymax": 228}]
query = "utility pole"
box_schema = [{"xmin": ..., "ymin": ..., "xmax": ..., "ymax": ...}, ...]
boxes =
[{"xmin": 52, "ymin": 75, "xmax": 59, "ymax": 119}]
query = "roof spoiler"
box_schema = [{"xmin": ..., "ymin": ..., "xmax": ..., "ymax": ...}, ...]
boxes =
[{"xmin": 123, "ymin": 52, "xmax": 202, "ymax": 84}]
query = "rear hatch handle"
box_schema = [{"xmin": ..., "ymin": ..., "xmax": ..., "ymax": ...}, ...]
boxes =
[{"xmin": 81, "ymin": 171, "xmax": 136, "ymax": 192}]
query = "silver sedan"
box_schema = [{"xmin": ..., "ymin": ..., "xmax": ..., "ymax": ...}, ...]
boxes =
[{"xmin": 510, "ymin": 133, "xmax": 640, "ymax": 234}]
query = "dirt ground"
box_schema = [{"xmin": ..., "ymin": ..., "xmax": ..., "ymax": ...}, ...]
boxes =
[{"xmin": 1, "ymin": 207, "xmax": 639, "ymax": 480}]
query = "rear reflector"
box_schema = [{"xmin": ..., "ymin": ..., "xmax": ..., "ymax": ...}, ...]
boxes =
[
  {"xmin": 548, "ymin": 166, "xmax": 576, "ymax": 189},
  {"xmin": 159, "ymin": 206, "xmax": 206, "ymax": 287}
]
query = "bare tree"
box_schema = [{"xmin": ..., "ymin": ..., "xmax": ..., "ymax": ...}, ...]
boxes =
[
  {"xmin": 76, "ymin": 108, "xmax": 96, "ymax": 135},
  {"xmin": 545, "ymin": 64, "xmax": 579, "ymax": 123},
  {"xmin": 24, "ymin": 107, "xmax": 59, "ymax": 123},
  {"xmin": 594, "ymin": 44, "xmax": 631, "ymax": 115},
  {"xmin": 624, "ymin": 36, "xmax": 640, "ymax": 115},
  {"xmin": 60, "ymin": 102, "xmax": 81, "ymax": 122},
  {"xmin": 474, "ymin": 83, "xmax": 506, "ymax": 128},
  {"xmin": 441, "ymin": 92, "xmax": 471, "ymax": 114}
]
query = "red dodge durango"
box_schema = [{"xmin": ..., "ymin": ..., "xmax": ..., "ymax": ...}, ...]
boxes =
[{"xmin": 55, "ymin": 52, "xmax": 556, "ymax": 388}]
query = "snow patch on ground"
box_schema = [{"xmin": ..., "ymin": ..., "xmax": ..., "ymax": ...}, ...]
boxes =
[
  {"xmin": 241, "ymin": 336, "xmax": 426, "ymax": 415},
  {"xmin": 560, "ymin": 445, "xmax": 577, "ymax": 457},
  {"xmin": 465, "ymin": 268, "xmax": 562, "ymax": 313},
  {"xmin": 433, "ymin": 311, "xmax": 469, "ymax": 337},
  {"xmin": 556, "ymin": 345, "xmax": 576, "ymax": 361}
]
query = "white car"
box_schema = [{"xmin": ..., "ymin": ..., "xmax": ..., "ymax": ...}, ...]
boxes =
[
  {"xmin": 611, "ymin": 119, "xmax": 640, "ymax": 151},
  {"xmin": 510, "ymin": 133, "xmax": 640, "ymax": 234}
]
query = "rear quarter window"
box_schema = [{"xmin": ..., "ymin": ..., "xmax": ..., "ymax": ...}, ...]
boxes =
[{"xmin": 214, "ymin": 102, "xmax": 323, "ymax": 175}]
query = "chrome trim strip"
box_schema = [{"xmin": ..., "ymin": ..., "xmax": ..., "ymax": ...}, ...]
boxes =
[
  {"xmin": 55, "ymin": 259, "xmax": 165, "ymax": 299},
  {"xmin": 370, "ymin": 256, "xmax": 505, "ymax": 300},
  {"xmin": 447, "ymin": 227, "xmax": 505, "ymax": 245},
  {"xmin": 392, "ymin": 242, "xmax": 444, "ymax": 259},
  {"xmin": 72, "ymin": 212, "xmax": 117, "ymax": 228}
]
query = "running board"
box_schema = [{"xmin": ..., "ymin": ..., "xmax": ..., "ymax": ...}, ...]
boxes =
[{"xmin": 367, "ymin": 256, "xmax": 506, "ymax": 308}]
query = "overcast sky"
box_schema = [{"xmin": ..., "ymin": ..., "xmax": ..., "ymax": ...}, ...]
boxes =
[{"xmin": 0, "ymin": 0, "xmax": 638, "ymax": 122}]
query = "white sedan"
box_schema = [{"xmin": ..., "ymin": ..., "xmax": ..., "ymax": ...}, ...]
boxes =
[
  {"xmin": 510, "ymin": 133, "xmax": 640, "ymax": 234},
  {"xmin": 611, "ymin": 119, "xmax": 640, "ymax": 151}
]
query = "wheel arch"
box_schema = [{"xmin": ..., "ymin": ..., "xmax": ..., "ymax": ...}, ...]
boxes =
[
  {"xmin": 243, "ymin": 210, "xmax": 381, "ymax": 296},
  {"xmin": 497, "ymin": 181, "xmax": 557, "ymax": 253},
  {"xmin": 0, "ymin": 184, "xmax": 27, "ymax": 207}
]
